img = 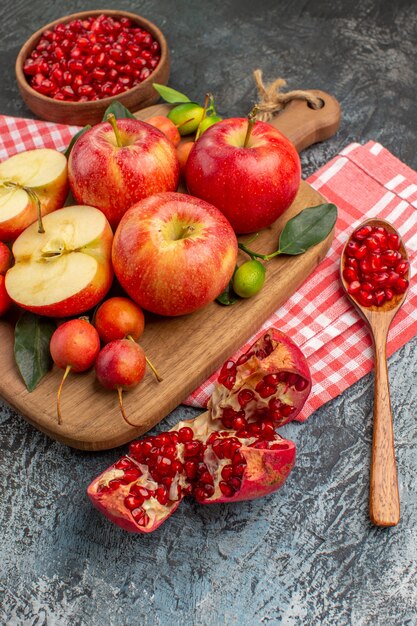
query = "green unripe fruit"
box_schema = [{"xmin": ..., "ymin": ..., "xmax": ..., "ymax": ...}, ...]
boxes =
[
  {"xmin": 168, "ymin": 103, "xmax": 205, "ymax": 136},
  {"xmin": 233, "ymin": 260, "xmax": 266, "ymax": 298},
  {"xmin": 197, "ymin": 115, "xmax": 223, "ymax": 136}
]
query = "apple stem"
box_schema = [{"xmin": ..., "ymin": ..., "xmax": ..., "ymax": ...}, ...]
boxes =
[
  {"xmin": 117, "ymin": 387, "xmax": 138, "ymax": 427},
  {"xmin": 126, "ymin": 335, "xmax": 163, "ymax": 382},
  {"xmin": 57, "ymin": 364, "xmax": 71, "ymax": 425},
  {"xmin": 107, "ymin": 113, "xmax": 122, "ymax": 147},
  {"xmin": 243, "ymin": 106, "xmax": 259, "ymax": 148},
  {"xmin": 1, "ymin": 181, "xmax": 45, "ymax": 233}
]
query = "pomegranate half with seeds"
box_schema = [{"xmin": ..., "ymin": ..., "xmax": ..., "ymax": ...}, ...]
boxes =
[{"xmin": 88, "ymin": 329, "xmax": 311, "ymax": 533}]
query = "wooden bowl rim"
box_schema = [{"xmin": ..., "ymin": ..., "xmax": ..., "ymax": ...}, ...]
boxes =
[{"xmin": 15, "ymin": 9, "xmax": 169, "ymax": 112}]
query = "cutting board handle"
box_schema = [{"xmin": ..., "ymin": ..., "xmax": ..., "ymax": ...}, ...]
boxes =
[{"xmin": 269, "ymin": 90, "xmax": 341, "ymax": 152}]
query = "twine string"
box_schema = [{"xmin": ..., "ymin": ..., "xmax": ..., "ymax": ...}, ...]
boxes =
[{"xmin": 253, "ymin": 69, "xmax": 322, "ymax": 121}]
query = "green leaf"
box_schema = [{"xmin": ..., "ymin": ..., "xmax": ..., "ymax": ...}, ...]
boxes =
[
  {"xmin": 14, "ymin": 313, "xmax": 56, "ymax": 392},
  {"xmin": 64, "ymin": 125, "xmax": 91, "ymax": 158},
  {"xmin": 153, "ymin": 83, "xmax": 191, "ymax": 104},
  {"xmin": 278, "ymin": 203, "xmax": 338, "ymax": 255},
  {"xmin": 102, "ymin": 101, "xmax": 136, "ymax": 121},
  {"xmin": 216, "ymin": 267, "xmax": 239, "ymax": 306}
]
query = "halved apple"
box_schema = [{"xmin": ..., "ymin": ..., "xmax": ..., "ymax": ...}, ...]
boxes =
[
  {"xmin": 0, "ymin": 148, "xmax": 68, "ymax": 242},
  {"xmin": 5, "ymin": 205, "xmax": 113, "ymax": 317}
]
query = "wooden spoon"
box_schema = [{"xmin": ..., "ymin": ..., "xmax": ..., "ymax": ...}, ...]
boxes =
[{"xmin": 340, "ymin": 218, "xmax": 410, "ymax": 527}]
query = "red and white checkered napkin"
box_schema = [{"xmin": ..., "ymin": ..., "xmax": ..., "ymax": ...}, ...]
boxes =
[
  {"xmin": 1, "ymin": 114, "xmax": 416, "ymax": 420},
  {"xmin": 185, "ymin": 141, "xmax": 417, "ymax": 418}
]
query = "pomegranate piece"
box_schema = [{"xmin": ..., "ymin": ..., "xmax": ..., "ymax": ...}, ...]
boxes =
[
  {"xmin": 88, "ymin": 327, "xmax": 307, "ymax": 533},
  {"xmin": 210, "ymin": 329, "xmax": 311, "ymax": 428},
  {"xmin": 23, "ymin": 14, "xmax": 161, "ymax": 102},
  {"xmin": 343, "ymin": 224, "xmax": 409, "ymax": 307}
]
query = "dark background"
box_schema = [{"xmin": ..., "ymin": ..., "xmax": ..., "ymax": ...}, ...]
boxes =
[{"xmin": 1, "ymin": 1, "xmax": 416, "ymax": 625}]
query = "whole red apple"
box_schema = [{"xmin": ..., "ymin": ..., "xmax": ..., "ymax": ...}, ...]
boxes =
[
  {"xmin": 68, "ymin": 117, "xmax": 180, "ymax": 229},
  {"xmin": 185, "ymin": 117, "xmax": 301, "ymax": 233},
  {"xmin": 112, "ymin": 192, "xmax": 238, "ymax": 316}
]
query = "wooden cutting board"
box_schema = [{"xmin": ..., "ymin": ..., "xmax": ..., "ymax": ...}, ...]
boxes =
[{"xmin": 0, "ymin": 90, "xmax": 341, "ymax": 450}]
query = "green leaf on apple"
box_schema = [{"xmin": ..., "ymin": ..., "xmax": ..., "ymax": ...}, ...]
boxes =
[
  {"xmin": 64, "ymin": 125, "xmax": 91, "ymax": 159},
  {"xmin": 14, "ymin": 312, "xmax": 56, "ymax": 392},
  {"xmin": 216, "ymin": 267, "xmax": 239, "ymax": 306},
  {"xmin": 278, "ymin": 203, "xmax": 338, "ymax": 255},
  {"xmin": 153, "ymin": 83, "xmax": 192, "ymax": 104},
  {"xmin": 102, "ymin": 101, "xmax": 136, "ymax": 121}
]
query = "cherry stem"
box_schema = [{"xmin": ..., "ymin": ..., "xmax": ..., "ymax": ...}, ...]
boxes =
[
  {"xmin": 176, "ymin": 116, "xmax": 196, "ymax": 130},
  {"xmin": 107, "ymin": 113, "xmax": 122, "ymax": 147},
  {"xmin": 117, "ymin": 387, "xmax": 138, "ymax": 427},
  {"xmin": 145, "ymin": 356, "xmax": 163, "ymax": 382},
  {"xmin": 243, "ymin": 106, "xmax": 258, "ymax": 148},
  {"xmin": 57, "ymin": 364, "xmax": 71, "ymax": 425},
  {"xmin": 126, "ymin": 335, "xmax": 163, "ymax": 382}
]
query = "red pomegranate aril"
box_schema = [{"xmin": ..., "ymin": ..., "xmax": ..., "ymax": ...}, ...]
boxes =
[
  {"xmin": 115, "ymin": 457, "xmax": 132, "ymax": 470},
  {"xmin": 183, "ymin": 441, "xmax": 203, "ymax": 458},
  {"xmin": 374, "ymin": 289, "xmax": 386, "ymax": 306},
  {"xmin": 184, "ymin": 460, "xmax": 197, "ymax": 480},
  {"xmin": 384, "ymin": 288, "xmax": 394, "ymax": 301},
  {"xmin": 356, "ymin": 289, "xmax": 375, "ymax": 307},
  {"xmin": 178, "ymin": 427, "xmax": 194, "ymax": 443},
  {"xmin": 156, "ymin": 486, "xmax": 169, "ymax": 505},
  {"xmin": 219, "ymin": 482, "xmax": 234, "ymax": 497},
  {"xmin": 237, "ymin": 389, "xmax": 255, "ymax": 407},
  {"xmin": 386, "ymin": 270, "xmax": 400, "ymax": 287},
  {"xmin": 294, "ymin": 376, "xmax": 309, "ymax": 391},
  {"xmin": 361, "ymin": 282, "xmax": 374, "ymax": 293},
  {"xmin": 149, "ymin": 58, "xmax": 160, "ymax": 70},
  {"xmin": 353, "ymin": 225, "xmax": 373, "ymax": 241},
  {"xmin": 122, "ymin": 467, "xmax": 141, "ymax": 483},
  {"xmin": 125, "ymin": 494, "xmax": 144, "ymax": 510},
  {"xmin": 343, "ymin": 267, "xmax": 358, "ymax": 283},
  {"xmin": 388, "ymin": 233, "xmax": 400, "ymax": 250},
  {"xmin": 348, "ymin": 280, "xmax": 361, "ymax": 295},
  {"xmin": 393, "ymin": 277, "xmax": 409, "ymax": 294},
  {"xmin": 77, "ymin": 84, "xmax": 95, "ymax": 98},
  {"xmin": 139, "ymin": 68, "xmax": 151, "ymax": 81},
  {"xmin": 221, "ymin": 465, "xmax": 234, "ymax": 481},
  {"xmin": 132, "ymin": 509, "xmax": 150, "ymax": 527},
  {"xmin": 346, "ymin": 257, "xmax": 359, "ymax": 270},
  {"xmin": 370, "ymin": 272, "xmax": 389, "ymax": 287},
  {"xmin": 395, "ymin": 260, "xmax": 409, "ymax": 276}
]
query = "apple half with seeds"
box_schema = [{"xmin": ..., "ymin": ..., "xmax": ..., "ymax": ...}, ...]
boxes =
[
  {"xmin": 5, "ymin": 205, "xmax": 113, "ymax": 317},
  {"xmin": 0, "ymin": 148, "xmax": 68, "ymax": 242}
]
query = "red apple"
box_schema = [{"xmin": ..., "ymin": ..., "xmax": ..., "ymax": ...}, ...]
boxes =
[
  {"xmin": 68, "ymin": 117, "xmax": 180, "ymax": 229},
  {"xmin": 185, "ymin": 117, "xmax": 301, "ymax": 233},
  {"xmin": 5, "ymin": 205, "xmax": 113, "ymax": 317},
  {"xmin": 112, "ymin": 192, "xmax": 238, "ymax": 316}
]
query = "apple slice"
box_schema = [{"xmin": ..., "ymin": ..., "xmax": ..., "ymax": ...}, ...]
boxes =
[
  {"xmin": 5, "ymin": 205, "xmax": 113, "ymax": 317},
  {"xmin": 0, "ymin": 148, "xmax": 68, "ymax": 242}
]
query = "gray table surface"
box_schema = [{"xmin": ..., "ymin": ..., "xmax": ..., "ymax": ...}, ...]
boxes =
[{"xmin": 1, "ymin": 1, "xmax": 416, "ymax": 625}]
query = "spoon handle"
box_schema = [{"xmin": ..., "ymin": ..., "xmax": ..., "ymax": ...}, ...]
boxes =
[{"xmin": 369, "ymin": 320, "xmax": 400, "ymax": 526}]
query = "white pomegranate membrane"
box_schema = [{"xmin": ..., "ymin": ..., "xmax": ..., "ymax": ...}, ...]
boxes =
[
  {"xmin": 23, "ymin": 14, "xmax": 161, "ymax": 101},
  {"xmin": 343, "ymin": 224, "xmax": 409, "ymax": 307},
  {"xmin": 88, "ymin": 329, "xmax": 312, "ymax": 533}
]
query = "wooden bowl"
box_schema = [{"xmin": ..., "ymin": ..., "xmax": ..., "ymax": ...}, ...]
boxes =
[{"xmin": 15, "ymin": 10, "xmax": 170, "ymax": 126}]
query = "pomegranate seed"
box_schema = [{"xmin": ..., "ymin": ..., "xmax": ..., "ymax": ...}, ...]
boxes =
[
  {"xmin": 353, "ymin": 225, "xmax": 373, "ymax": 241},
  {"xmin": 184, "ymin": 461, "xmax": 197, "ymax": 480},
  {"xmin": 156, "ymin": 486, "xmax": 169, "ymax": 505},
  {"xmin": 393, "ymin": 277, "xmax": 409, "ymax": 294},
  {"xmin": 382, "ymin": 250, "xmax": 402, "ymax": 267},
  {"xmin": 347, "ymin": 280, "xmax": 361, "ymax": 295},
  {"xmin": 237, "ymin": 389, "xmax": 254, "ymax": 407},
  {"xmin": 124, "ymin": 494, "xmax": 144, "ymax": 510},
  {"xmin": 385, "ymin": 288, "xmax": 394, "ymax": 301},
  {"xmin": 132, "ymin": 509, "xmax": 149, "ymax": 527},
  {"xmin": 229, "ymin": 477, "xmax": 241, "ymax": 491},
  {"xmin": 233, "ymin": 416, "xmax": 247, "ymax": 431},
  {"xmin": 374, "ymin": 290, "xmax": 386, "ymax": 306},
  {"xmin": 221, "ymin": 465, "xmax": 234, "ymax": 481},
  {"xmin": 199, "ymin": 471, "xmax": 214, "ymax": 486},
  {"xmin": 122, "ymin": 467, "xmax": 141, "ymax": 483},
  {"xmin": 343, "ymin": 267, "xmax": 357, "ymax": 283},
  {"xmin": 219, "ymin": 482, "xmax": 234, "ymax": 497},
  {"xmin": 233, "ymin": 463, "xmax": 246, "ymax": 477},
  {"xmin": 183, "ymin": 440, "xmax": 203, "ymax": 458},
  {"xmin": 280, "ymin": 404, "xmax": 294, "ymax": 417},
  {"xmin": 388, "ymin": 233, "xmax": 400, "ymax": 250},
  {"xmin": 396, "ymin": 260, "xmax": 409, "ymax": 276},
  {"xmin": 294, "ymin": 376, "xmax": 309, "ymax": 391}
]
